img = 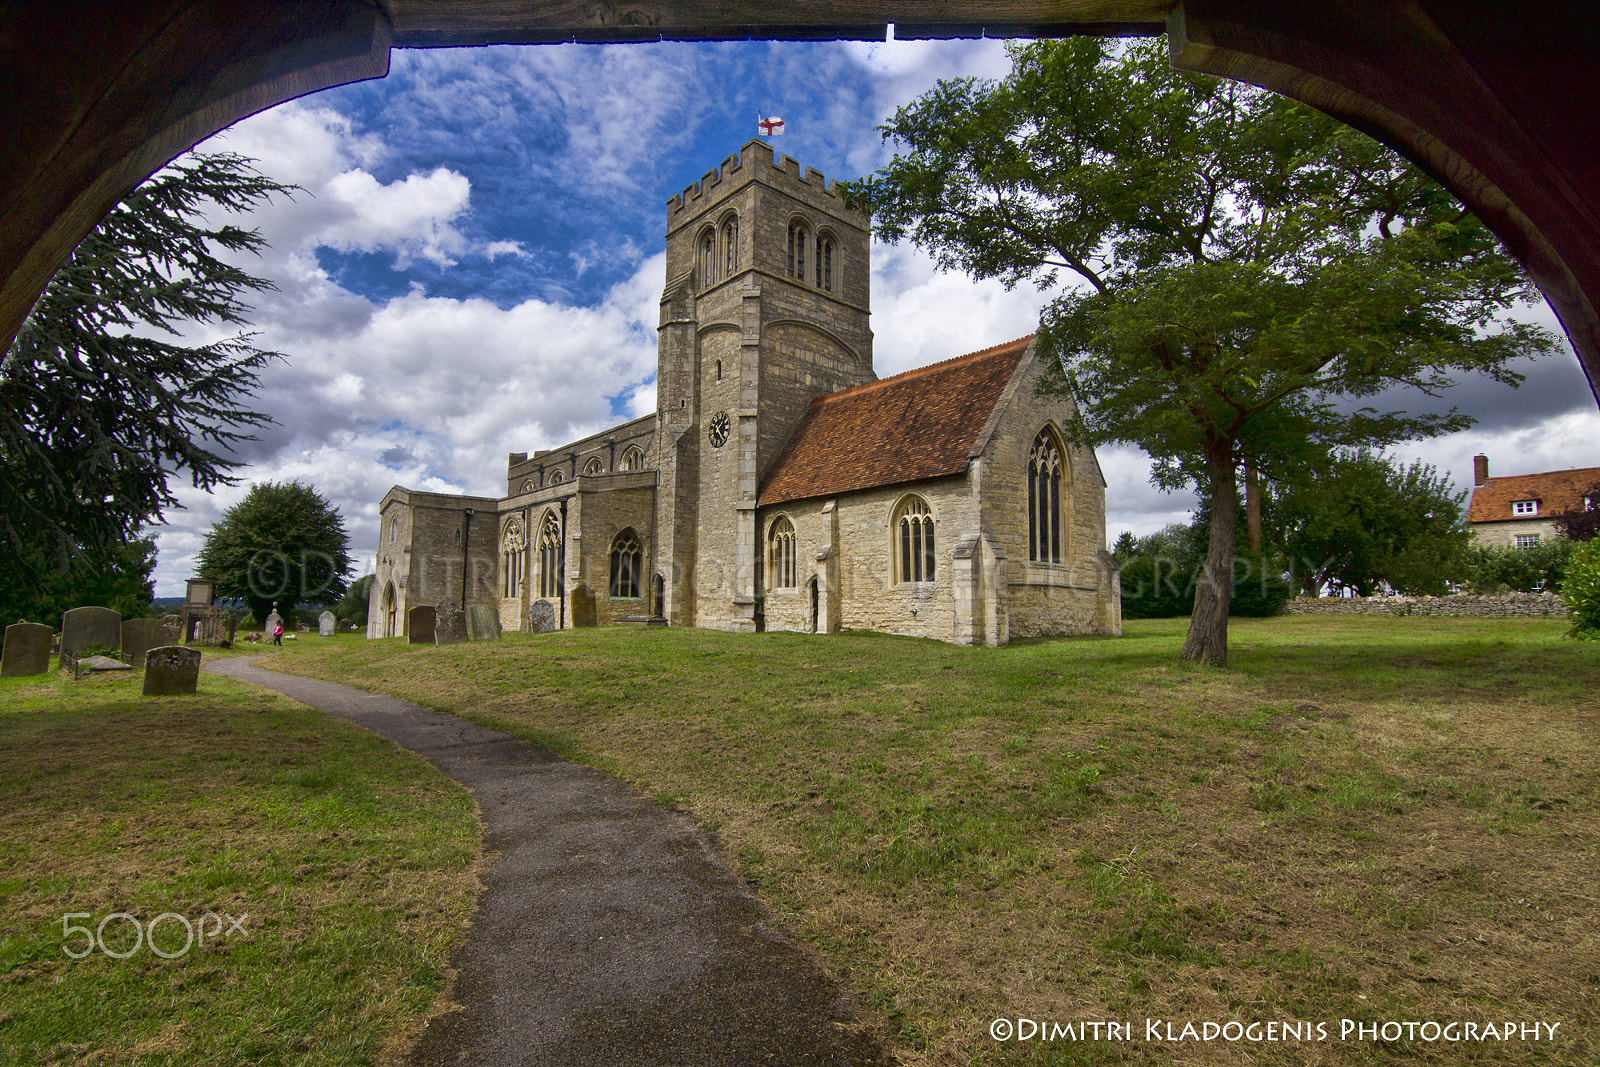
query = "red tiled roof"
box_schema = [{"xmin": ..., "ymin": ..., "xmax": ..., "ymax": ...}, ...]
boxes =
[
  {"xmin": 1467, "ymin": 466, "xmax": 1600, "ymax": 523},
  {"xmin": 759, "ymin": 335, "xmax": 1034, "ymax": 506}
]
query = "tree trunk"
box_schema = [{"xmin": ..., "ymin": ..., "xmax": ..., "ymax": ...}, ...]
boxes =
[{"xmin": 1181, "ymin": 444, "xmax": 1239, "ymax": 666}]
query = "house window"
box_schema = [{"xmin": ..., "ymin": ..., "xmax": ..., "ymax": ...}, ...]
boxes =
[
  {"xmin": 769, "ymin": 516, "xmax": 796, "ymax": 589},
  {"xmin": 610, "ymin": 530, "xmax": 642, "ymax": 599},
  {"xmin": 816, "ymin": 235, "xmax": 834, "ymax": 291},
  {"xmin": 1515, "ymin": 533, "xmax": 1541, "ymax": 549},
  {"xmin": 787, "ymin": 221, "xmax": 808, "ymax": 280},
  {"xmin": 894, "ymin": 496, "xmax": 936, "ymax": 584},
  {"xmin": 1028, "ymin": 429, "xmax": 1064, "ymax": 563},
  {"xmin": 724, "ymin": 217, "xmax": 738, "ymax": 275},
  {"xmin": 1512, "ymin": 499, "xmax": 1538, "ymax": 516},
  {"xmin": 537, "ymin": 511, "xmax": 563, "ymax": 599},
  {"xmin": 583, "ymin": 457, "xmax": 603, "ymax": 475},
  {"xmin": 620, "ymin": 446, "xmax": 645, "ymax": 471}
]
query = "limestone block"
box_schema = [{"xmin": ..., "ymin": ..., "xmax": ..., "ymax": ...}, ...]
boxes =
[
  {"xmin": 2, "ymin": 622, "xmax": 52, "ymax": 677},
  {"xmin": 59, "ymin": 606, "xmax": 121, "ymax": 666},
  {"xmin": 318, "ymin": 610, "xmax": 336, "ymax": 636},
  {"xmin": 142, "ymin": 646, "xmax": 201, "ymax": 695},
  {"xmin": 120, "ymin": 618, "xmax": 168, "ymax": 669},
  {"xmin": 530, "ymin": 599, "xmax": 557, "ymax": 633},
  {"xmin": 570, "ymin": 583, "xmax": 597, "ymax": 627},
  {"xmin": 435, "ymin": 608, "xmax": 468, "ymax": 645},
  {"xmin": 467, "ymin": 604, "xmax": 501, "ymax": 641},
  {"xmin": 408, "ymin": 605, "xmax": 437, "ymax": 644}
]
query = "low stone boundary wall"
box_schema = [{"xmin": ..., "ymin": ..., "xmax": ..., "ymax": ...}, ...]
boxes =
[{"xmin": 1283, "ymin": 592, "xmax": 1569, "ymax": 618}]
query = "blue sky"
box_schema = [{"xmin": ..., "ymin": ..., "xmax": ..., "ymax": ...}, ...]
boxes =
[{"xmin": 146, "ymin": 37, "xmax": 1600, "ymax": 596}]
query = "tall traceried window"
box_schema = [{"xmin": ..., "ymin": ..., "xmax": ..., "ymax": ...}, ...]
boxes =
[
  {"xmin": 787, "ymin": 221, "xmax": 808, "ymax": 280},
  {"xmin": 620, "ymin": 445, "xmax": 645, "ymax": 471},
  {"xmin": 537, "ymin": 511, "xmax": 563, "ymax": 599},
  {"xmin": 768, "ymin": 516, "xmax": 796, "ymax": 589},
  {"xmin": 1028, "ymin": 429, "xmax": 1065, "ymax": 563},
  {"xmin": 501, "ymin": 517, "xmax": 526, "ymax": 598},
  {"xmin": 724, "ymin": 217, "xmax": 738, "ymax": 275},
  {"xmin": 701, "ymin": 230, "xmax": 716, "ymax": 287},
  {"xmin": 610, "ymin": 529, "xmax": 642, "ymax": 599},
  {"xmin": 894, "ymin": 496, "xmax": 936, "ymax": 584},
  {"xmin": 816, "ymin": 234, "xmax": 834, "ymax": 291}
]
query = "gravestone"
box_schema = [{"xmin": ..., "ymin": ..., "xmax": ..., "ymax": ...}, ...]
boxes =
[
  {"xmin": 2, "ymin": 622, "xmax": 52, "ymax": 677},
  {"xmin": 318, "ymin": 610, "xmax": 336, "ymax": 637},
  {"xmin": 142, "ymin": 646, "xmax": 201, "ymax": 696},
  {"xmin": 467, "ymin": 604, "xmax": 501, "ymax": 641},
  {"xmin": 60, "ymin": 606, "xmax": 121, "ymax": 667},
  {"xmin": 570, "ymin": 583, "xmax": 597, "ymax": 627},
  {"xmin": 77, "ymin": 655, "xmax": 132, "ymax": 674},
  {"xmin": 120, "ymin": 618, "xmax": 168, "ymax": 669},
  {"xmin": 530, "ymin": 599, "xmax": 557, "ymax": 633},
  {"xmin": 263, "ymin": 611, "xmax": 282, "ymax": 639},
  {"xmin": 434, "ymin": 608, "xmax": 468, "ymax": 645},
  {"xmin": 408, "ymin": 605, "xmax": 437, "ymax": 645},
  {"xmin": 162, "ymin": 614, "xmax": 183, "ymax": 643},
  {"xmin": 196, "ymin": 605, "xmax": 228, "ymax": 646}
]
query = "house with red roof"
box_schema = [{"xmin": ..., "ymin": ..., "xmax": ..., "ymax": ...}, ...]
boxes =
[
  {"xmin": 1467, "ymin": 454, "xmax": 1600, "ymax": 548},
  {"xmin": 371, "ymin": 141, "xmax": 1121, "ymax": 645}
]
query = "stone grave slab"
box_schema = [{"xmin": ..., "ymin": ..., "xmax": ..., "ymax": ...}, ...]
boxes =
[
  {"xmin": 318, "ymin": 610, "xmax": 336, "ymax": 636},
  {"xmin": 142, "ymin": 646, "xmax": 201, "ymax": 696},
  {"xmin": 2, "ymin": 622, "xmax": 53, "ymax": 677},
  {"xmin": 467, "ymin": 604, "xmax": 501, "ymax": 641},
  {"xmin": 434, "ymin": 608, "xmax": 468, "ymax": 645},
  {"xmin": 530, "ymin": 599, "xmax": 557, "ymax": 633},
  {"xmin": 60, "ymin": 606, "xmax": 121, "ymax": 667},
  {"xmin": 570, "ymin": 583, "xmax": 597, "ymax": 627},
  {"xmin": 408, "ymin": 605, "xmax": 437, "ymax": 644},
  {"xmin": 120, "ymin": 618, "xmax": 168, "ymax": 669},
  {"xmin": 77, "ymin": 655, "xmax": 132, "ymax": 673}
]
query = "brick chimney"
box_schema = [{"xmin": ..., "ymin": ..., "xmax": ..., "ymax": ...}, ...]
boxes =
[{"xmin": 1473, "ymin": 454, "xmax": 1489, "ymax": 487}]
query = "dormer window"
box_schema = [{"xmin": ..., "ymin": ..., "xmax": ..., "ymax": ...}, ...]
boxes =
[{"xmin": 1512, "ymin": 499, "xmax": 1538, "ymax": 516}]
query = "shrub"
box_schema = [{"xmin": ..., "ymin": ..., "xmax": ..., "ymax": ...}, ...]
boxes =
[{"xmin": 1564, "ymin": 538, "xmax": 1600, "ymax": 640}]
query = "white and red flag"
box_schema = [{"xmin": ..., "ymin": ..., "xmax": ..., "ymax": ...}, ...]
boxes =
[{"xmin": 758, "ymin": 114, "xmax": 785, "ymax": 137}]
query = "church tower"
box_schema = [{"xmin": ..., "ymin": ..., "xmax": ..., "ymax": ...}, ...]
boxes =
[{"xmin": 653, "ymin": 140, "xmax": 874, "ymax": 630}]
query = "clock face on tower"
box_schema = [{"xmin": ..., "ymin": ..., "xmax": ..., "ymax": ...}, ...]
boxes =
[{"xmin": 708, "ymin": 410, "xmax": 731, "ymax": 448}]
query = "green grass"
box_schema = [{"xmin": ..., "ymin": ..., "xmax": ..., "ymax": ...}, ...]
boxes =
[
  {"xmin": 0, "ymin": 655, "xmax": 479, "ymax": 1066},
  {"xmin": 265, "ymin": 616, "xmax": 1598, "ymax": 1066}
]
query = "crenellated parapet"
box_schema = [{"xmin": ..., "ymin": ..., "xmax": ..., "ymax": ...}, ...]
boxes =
[{"xmin": 666, "ymin": 139, "xmax": 864, "ymax": 232}]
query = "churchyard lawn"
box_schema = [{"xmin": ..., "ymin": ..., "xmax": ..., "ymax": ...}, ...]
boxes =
[
  {"xmin": 267, "ymin": 615, "xmax": 1598, "ymax": 1066},
  {"xmin": 0, "ymin": 653, "xmax": 479, "ymax": 1065}
]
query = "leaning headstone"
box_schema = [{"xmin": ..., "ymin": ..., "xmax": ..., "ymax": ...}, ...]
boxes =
[
  {"xmin": 434, "ymin": 608, "xmax": 468, "ymax": 645},
  {"xmin": 120, "ymin": 618, "xmax": 168, "ymax": 669},
  {"xmin": 2, "ymin": 622, "xmax": 53, "ymax": 677},
  {"xmin": 407, "ymin": 605, "xmax": 437, "ymax": 645},
  {"xmin": 142, "ymin": 646, "xmax": 201, "ymax": 696},
  {"xmin": 318, "ymin": 610, "xmax": 336, "ymax": 637},
  {"xmin": 467, "ymin": 604, "xmax": 502, "ymax": 641},
  {"xmin": 60, "ymin": 606, "xmax": 121, "ymax": 668},
  {"xmin": 530, "ymin": 599, "xmax": 557, "ymax": 633},
  {"xmin": 570, "ymin": 583, "xmax": 597, "ymax": 628}
]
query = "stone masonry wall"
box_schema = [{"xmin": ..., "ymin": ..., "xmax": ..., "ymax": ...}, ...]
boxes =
[{"xmin": 1282, "ymin": 592, "xmax": 1570, "ymax": 617}]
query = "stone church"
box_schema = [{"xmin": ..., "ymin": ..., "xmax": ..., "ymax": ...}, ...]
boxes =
[{"xmin": 369, "ymin": 139, "xmax": 1121, "ymax": 646}]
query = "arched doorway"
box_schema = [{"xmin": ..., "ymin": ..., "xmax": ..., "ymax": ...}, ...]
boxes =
[{"xmin": 383, "ymin": 581, "xmax": 397, "ymax": 638}]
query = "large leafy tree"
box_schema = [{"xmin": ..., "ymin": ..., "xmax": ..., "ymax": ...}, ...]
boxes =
[
  {"xmin": 1273, "ymin": 451, "xmax": 1470, "ymax": 597},
  {"xmin": 844, "ymin": 39, "xmax": 1559, "ymax": 664},
  {"xmin": 0, "ymin": 151, "xmax": 292, "ymax": 613},
  {"xmin": 1552, "ymin": 482, "xmax": 1600, "ymax": 542},
  {"xmin": 196, "ymin": 480, "xmax": 355, "ymax": 625}
]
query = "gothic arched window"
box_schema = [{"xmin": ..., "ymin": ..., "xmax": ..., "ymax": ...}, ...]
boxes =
[
  {"xmin": 1028, "ymin": 429, "xmax": 1065, "ymax": 563},
  {"xmin": 610, "ymin": 529, "xmax": 642, "ymax": 599},
  {"xmin": 894, "ymin": 496, "xmax": 936, "ymax": 584},
  {"xmin": 724, "ymin": 216, "xmax": 738, "ymax": 275},
  {"xmin": 787, "ymin": 221, "xmax": 808, "ymax": 280},
  {"xmin": 816, "ymin": 233, "xmax": 835, "ymax": 291},
  {"xmin": 583, "ymin": 457, "xmax": 604, "ymax": 475},
  {"xmin": 620, "ymin": 446, "xmax": 645, "ymax": 471},
  {"xmin": 501, "ymin": 517, "xmax": 527, "ymax": 598},
  {"xmin": 548, "ymin": 469, "xmax": 565, "ymax": 485},
  {"xmin": 701, "ymin": 230, "xmax": 716, "ymax": 287},
  {"xmin": 768, "ymin": 516, "xmax": 796, "ymax": 589},
  {"xmin": 537, "ymin": 511, "xmax": 563, "ymax": 599}
]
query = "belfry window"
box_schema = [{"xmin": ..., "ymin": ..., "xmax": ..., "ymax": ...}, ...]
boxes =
[
  {"xmin": 769, "ymin": 516, "xmax": 796, "ymax": 589},
  {"xmin": 724, "ymin": 217, "xmax": 738, "ymax": 275},
  {"xmin": 610, "ymin": 530, "xmax": 642, "ymax": 599},
  {"xmin": 816, "ymin": 235, "xmax": 834, "ymax": 291},
  {"xmin": 701, "ymin": 231, "xmax": 716, "ymax": 287},
  {"xmin": 894, "ymin": 496, "xmax": 936, "ymax": 584},
  {"xmin": 1028, "ymin": 429, "xmax": 1064, "ymax": 563},
  {"xmin": 537, "ymin": 511, "xmax": 563, "ymax": 599},
  {"xmin": 788, "ymin": 222, "xmax": 808, "ymax": 280}
]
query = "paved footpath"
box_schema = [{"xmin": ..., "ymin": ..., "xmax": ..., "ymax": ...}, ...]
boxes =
[{"xmin": 205, "ymin": 656, "xmax": 891, "ymax": 1067}]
